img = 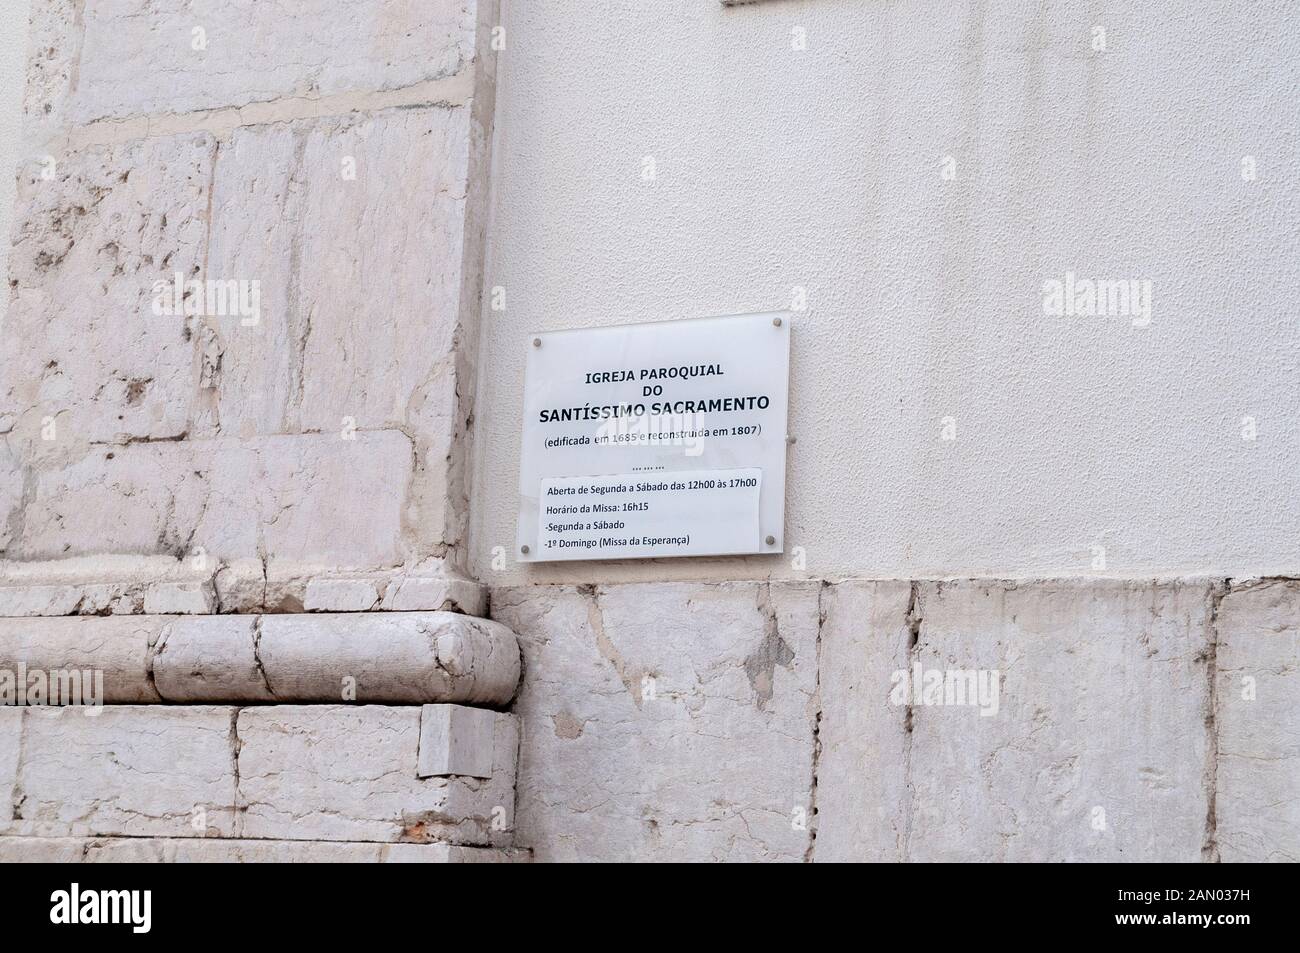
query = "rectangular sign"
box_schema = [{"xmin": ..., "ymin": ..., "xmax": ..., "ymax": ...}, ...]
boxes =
[{"xmin": 517, "ymin": 312, "xmax": 790, "ymax": 561}]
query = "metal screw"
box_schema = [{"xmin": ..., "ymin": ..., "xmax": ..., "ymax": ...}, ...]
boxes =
[
  {"xmin": 521, "ymin": 545, "xmax": 530, "ymax": 554},
  {"xmin": 532, "ymin": 337, "xmax": 541, "ymax": 347},
  {"xmin": 765, "ymin": 535, "xmax": 776, "ymax": 546},
  {"xmin": 772, "ymin": 317, "xmax": 782, "ymax": 327},
  {"xmin": 787, "ymin": 435, "xmax": 796, "ymax": 445}
]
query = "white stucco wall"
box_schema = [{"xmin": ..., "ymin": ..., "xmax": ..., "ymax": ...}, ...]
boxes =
[
  {"xmin": 471, "ymin": 0, "xmax": 1300, "ymax": 584},
  {"xmin": 0, "ymin": 0, "xmax": 32, "ymax": 324}
]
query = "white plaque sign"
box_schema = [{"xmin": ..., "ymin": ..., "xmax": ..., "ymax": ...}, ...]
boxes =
[{"xmin": 517, "ymin": 312, "xmax": 790, "ymax": 561}]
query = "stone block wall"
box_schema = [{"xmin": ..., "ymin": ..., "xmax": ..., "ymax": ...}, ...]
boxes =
[
  {"xmin": 493, "ymin": 578, "xmax": 1298, "ymax": 863},
  {"xmin": 0, "ymin": 702, "xmax": 523, "ymax": 861},
  {"xmin": 1, "ymin": 1, "xmax": 520, "ymax": 863},
  {"xmin": 4, "ymin": 0, "xmax": 500, "ymax": 592}
]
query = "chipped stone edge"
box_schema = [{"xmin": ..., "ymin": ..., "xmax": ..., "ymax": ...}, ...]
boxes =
[
  {"xmin": 0, "ymin": 558, "xmax": 486, "ymax": 616},
  {"xmin": 0, "ymin": 835, "xmax": 530, "ymax": 863}
]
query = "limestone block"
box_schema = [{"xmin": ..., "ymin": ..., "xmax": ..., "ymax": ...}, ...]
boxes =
[
  {"xmin": 0, "ymin": 560, "xmax": 486, "ymax": 617},
  {"xmin": 0, "ymin": 584, "xmax": 104, "ymax": 617},
  {"xmin": 253, "ymin": 612, "xmax": 520, "ymax": 704},
  {"xmin": 10, "ymin": 706, "xmax": 238, "ymax": 839},
  {"xmin": 2, "ymin": 135, "xmax": 213, "ymax": 451},
  {"xmin": 0, "ymin": 616, "xmax": 162, "ymax": 703},
  {"xmin": 208, "ymin": 108, "xmax": 470, "ymax": 438},
  {"xmin": 0, "ymin": 709, "xmax": 22, "ymax": 835},
  {"xmin": 0, "ymin": 556, "xmax": 210, "ymax": 617},
  {"xmin": 3, "ymin": 704, "xmax": 515, "ymax": 846},
  {"xmin": 303, "ymin": 579, "xmax": 381, "ymax": 612},
  {"xmin": 903, "ymin": 580, "xmax": 1213, "ymax": 862},
  {"xmin": 0, "ymin": 612, "xmax": 518, "ymax": 704},
  {"xmin": 210, "ymin": 565, "xmax": 486, "ymax": 615},
  {"xmin": 418, "ymin": 704, "xmax": 496, "ymax": 779},
  {"xmin": 0, "ymin": 445, "xmax": 22, "ymax": 556},
  {"xmin": 0, "ymin": 837, "xmax": 86, "ymax": 863},
  {"xmin": 66, "ymin": 0, "xmax": 481, "ymax": 123},
  {"xmin": 143, "ymin": 580, "xmax": 215, "ymax": 614},
  {"xmin": 493, "ymin": 581, "xmax": 820, "ymax": 862},
  {"xmin": 811, "ymin": 580, "xmax": 913, "ymax": 861},
  {"xmin": 202, "ymin": 108, "xmax": 474, "ymax": 554},
  {"xmin": 0, "ymin": 836, "xmax": 527, "ymax": 863},
  {"xmin": 21, "ymin": 0, "xmax": 80, "ymax": 146},
  {"xmin": 1214, "ymin": 579, "xmax": 1300, "ymax": 862},
  {"xmin": 381, "ymin": 573, "xmax": 486, "ymax": 616},
  {"xmin": 13, "ymin": 431, "xmax": 411, "ymax": 568},
  {"xmin": 151, "ymin": 616, "xmax": 272, "ymax": 703},
  {"xmin": 236, "ymin": 705, "xmax": 517, "ymax": 845},
  {"xmin": 224, "ymin": 433, "xmax": 413, "ymax": 568},
  {"xmin": 213, "ymin": 559, "xmax": 273, "ymax": 613}
]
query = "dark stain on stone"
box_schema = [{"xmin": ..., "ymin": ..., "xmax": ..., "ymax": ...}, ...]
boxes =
[{"xmin": 745, "ymin": 590, "xmax": 795, "ymax": 711}]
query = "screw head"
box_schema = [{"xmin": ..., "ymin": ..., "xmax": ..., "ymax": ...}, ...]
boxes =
[
  {"xmin": 532, "ymin": 337, "xmax": 541, "ymax": 347},
  {"xmin": 520, "ymin": 544, "xmax": 530, "ymax": 554},
  {"xmin": 765, "ymin": 535, "xmax": 776, "ymax": 546},
  {"xmin": 772, "ymin": 317, "xmax": 783, "ymax": 327}
]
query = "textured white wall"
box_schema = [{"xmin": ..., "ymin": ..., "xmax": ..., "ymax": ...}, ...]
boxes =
[
  {"xmin": 471, "ymin": 0, "xmax": 1300, "ymax": 584},
  {"xmin": 0, "ymin": 0, "xmax": 32, "ymax": 325}
]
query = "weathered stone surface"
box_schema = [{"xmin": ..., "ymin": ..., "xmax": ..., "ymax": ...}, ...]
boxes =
[
  {"xmin": 151, "ymin": 616, "xmax": 271, "ymax": 703},
  {"xmin": 303, "ymin": 578, "xmax": 381, "ymax": 612},
  {"xmin": 212, "ymin": 558, "xmax": 271, "ymax": 613},
  {"xmin": 5, "ymin": 10, "xmax": 498, "ymax": 582},
  {"xmin": 143, "ymin": 580, "xmax": 215, "ymax": 614},
  {"xmin": 0, "ymin": 583, "xmax": 133, "ymax": 617},
  {"xmin": 203, "ymin": 108, "xmax": 474, "ymax": 556},
  {"xmin": 0, "ymin": 837, "xmax": 84, "ymax": 863},
  {"xmin": 811, "ymin": 580, "xmax": 912, "ymax": 862},
  {"xmin": 0, "ymin": 555, "xmax": 208, "ymax": 616},
  {"xmin": 218, "ymin": 565, "xmax": 486, "ymax": 615},
  {"xmin": 0, "ymin": 612, "xmax": 518, "ymax": 704},
  {"xmin": 0, "ymin": 709, "xmax": 22, "ymax": 835},
  {"xmin": 0, "ymin": 557, "xmax": 486, "ymax": 617},
  {"xmin": 418, "ymin": 703, "xmax": 496, "ymax": 779},
  {"xmin": 0, "ymin": 441, "xmax": 25, "ymax": 557},
  {"xmin": 0, "ymin": 836, "xmax": 527, "ymax": 863},
  {"xmin": 208, "ymin": 109, "xmax": 467, "ymax": 433},
  {"xmin": 2, "ymin": 134, "xmax": 212, "ymax": 456},
  {"xmin": 253, "ymin": 613, "xmax": 517, "ymax": 702},
  {"xmin": 380, "ymin": 572, "xmax": 486, "ymax": 616},
  {"xmin": 21, "ymin": 0, "xmax": 80, "ymax": 146},
  {"xmin": 64, "ymin": 0, "xmax": 480, "ymax": 124},
  {"xmin": 1215, "ymin": 579, "xmax": 1300, "ymax": 862},
  {"xmin": 237, "ymin": 705, "xmax": 516, "ymax": 845},
  {"xmin": 493, "ymin": 582, "xmax": 819, "ymax": 862},
  {"xmin": 11, "ymin": 706, "xmax": 237, "ymax": 839},
  {"xmin": 12, "ymin": 431, "xmax": 410, "ymax": 567},
  {"xmin": 0, "ymin": 117, "xmax": 472, "ymax": 574},
  {"xmin": 0, "ymin": 616, "xmax": 162, "ymax": 703},
  {"xmin": 255, "ymin": 612, "xmax": 519, "ymax": 704},
  {"xmin": 2, "ymin": 703, "xmax": 514, "ymax": 846},
  {"xmin": 901, "ymin": 580, "xmax": 1213, "ymax": 862}
]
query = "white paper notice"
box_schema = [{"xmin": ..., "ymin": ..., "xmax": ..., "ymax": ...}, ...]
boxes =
[{"xmin": 537, "ymin": 468, "xmax": 762, "ymax": 561}]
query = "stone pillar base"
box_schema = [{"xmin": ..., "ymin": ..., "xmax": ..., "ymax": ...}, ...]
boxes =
[
  {"xmin": 0, "ymin": 836, "xmax": 528, "ymax": 863},
  {"xmin": 0, "ymin": 703, "xmax": 520, "ymax": 855}
]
